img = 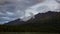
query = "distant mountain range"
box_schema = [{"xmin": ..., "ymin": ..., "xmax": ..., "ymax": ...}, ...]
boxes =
[{"xmin": 4, "ymin": 11, "xmax": 60, "ymax": 25}]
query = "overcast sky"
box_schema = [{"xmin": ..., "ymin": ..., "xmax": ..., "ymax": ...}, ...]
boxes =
[{"xmin": 0, "ymin": 0, "xmax": 60, "ymax": 24}]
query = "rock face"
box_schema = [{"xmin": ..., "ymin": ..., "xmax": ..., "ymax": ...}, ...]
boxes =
[{"xmin": 4, "ymin": 11, "xmax": 60, "ymax": 25}]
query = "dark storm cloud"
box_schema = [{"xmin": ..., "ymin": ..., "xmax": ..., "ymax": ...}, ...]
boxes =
[{"xmin": 0, "ymin": 0, "xmax": 44, "ymax": 24}]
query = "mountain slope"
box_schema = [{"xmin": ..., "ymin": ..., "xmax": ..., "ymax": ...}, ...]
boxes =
[
  {"xmin": 2, "ymin": 11, "xmax": 60, "ymax": 32},
  {"xmin": 25, "ymin": 11, "xmax": 60, "ymax": 26},
  {"xmin": 4, "ymin": 19, "xmax": 25, "ymax": 25},
  {"xmin": 4, "ymin": 11, "xmax": 60, "ymax": 25}
]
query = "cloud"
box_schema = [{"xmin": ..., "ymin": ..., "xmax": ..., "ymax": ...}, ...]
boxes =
[
  {"xmin": 0, "ymin": 0, "xmax": 60, "ymax": 24},
  {"xmin": 0, "ymin": 0, "xmax": 44, "ymax": 24},
  {"xmin": 22, "ymin": 0, "xmax": 60, "ymax": 21}
]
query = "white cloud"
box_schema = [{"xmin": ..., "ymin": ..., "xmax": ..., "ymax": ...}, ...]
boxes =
[{"xmin": 21, "ymin": 0, "xmax": 60, "ymax": 21}]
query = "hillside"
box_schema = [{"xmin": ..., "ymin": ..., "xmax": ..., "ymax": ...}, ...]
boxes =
[
  {"xmin": 0, "ymin": 11, "xmax": 60, "ymax": 32},
  {"xmin": 26, "ymin": 11, "xmax": 60, "ymax": 25}
]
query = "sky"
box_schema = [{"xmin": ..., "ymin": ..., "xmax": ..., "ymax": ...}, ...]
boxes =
[{"xmin": 0, "ymin": 0, "xmax": 60, "ymax": 24}]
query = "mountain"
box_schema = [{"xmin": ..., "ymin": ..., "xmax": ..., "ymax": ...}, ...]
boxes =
[
  {"xmin": 25, "ymin": 11, "xmax": 60, "ymax": 26},
  {"xmin": 4, "ymin": 11, "xmax": 60, "ymax": 25},
  {"xmin": 4, "ymin": 19, "xmax": 25, "ymax": 25},
  {"xmin": 3, "ymin": 11, "xmax": 60, "ymax": 32}
]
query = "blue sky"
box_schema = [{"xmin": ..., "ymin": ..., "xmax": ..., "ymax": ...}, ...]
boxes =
[{"xmin": 0, "ymin": 0, "xmax": 60, "ymax": 24}]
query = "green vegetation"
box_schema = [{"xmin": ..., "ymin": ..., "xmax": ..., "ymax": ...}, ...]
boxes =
[{"xmin": 0, "ymin": 25, "xmax": 59, "ymax": 32}]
